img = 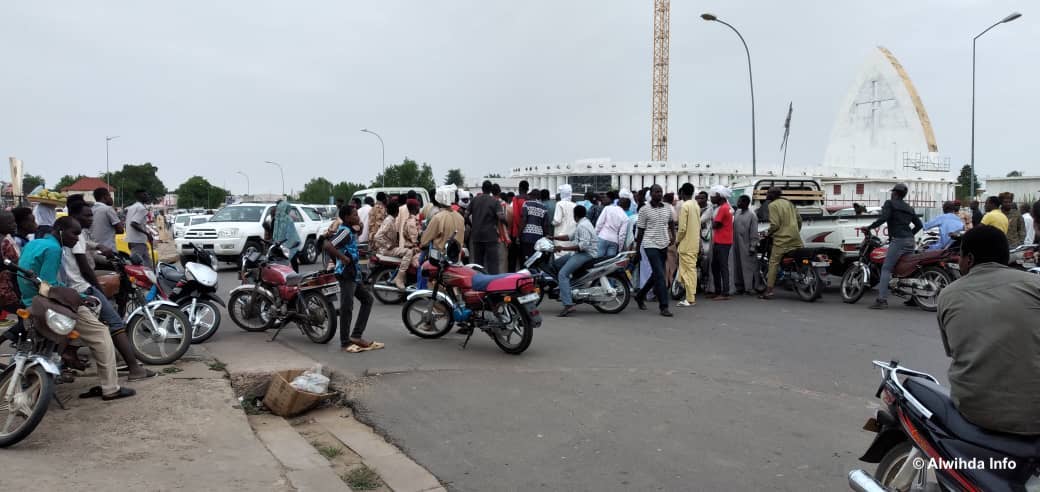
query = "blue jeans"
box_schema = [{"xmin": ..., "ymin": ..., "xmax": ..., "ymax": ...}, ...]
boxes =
[
  {"xmin": 636, "ymin": 247, "xmax": 669, "ymax": 310},
  {"xmin": 598, "ymin": 238, "xmax": 619, "ymax": 258},
  {"xmin": 555, "ymin": 252, "xmax": 593, "ymax": 306},
  {"xmin": 878, "ymin": 237, "xmax": 915, "ymax": 302},
  {"xmin": 86, "ymin": 285, "xmax": 125, "ymax": 333}
]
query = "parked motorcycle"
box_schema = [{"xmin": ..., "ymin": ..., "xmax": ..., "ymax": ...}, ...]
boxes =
[
  {"xmin": 369, "ymin": 252, "xmax": 419, "ymax": 304},
  {"xmin": 1009, "ymin": 243, "xmax": 1038, "ymax": 271},
  {"xmin": 228, "ymin": 240, "xmax": 340, "ymax": 344},
  {"xmin": 840, "ymin": 229, "xmax": 959, "ymax": 311},
  {"xmin": 97, "ymin": 254, "xmax": 193, "ymax": 365},
  {"xmin": 520, "ymin": 237, "xmax": 633, "ymax": 313},
  {"xmin": 0, "ymin": 259, "xmax": 89, "ymax": 447},
  {"xmin": 154, "ymin": 243, "xmax": 224, "ymax": 344},
  {"xmin": 754, "ymin": 236, "xmax": 835, "ymax": 302},
  {"xmin": 401, "ymin": 236, "xmax": 540, "ymax": 355},
  {"xmin": 848, "ymin": 360, "xmax": 1040, "ymax": 491}
]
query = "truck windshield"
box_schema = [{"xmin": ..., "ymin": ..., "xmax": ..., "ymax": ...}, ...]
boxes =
[{"xmin": 209, "ymin": 206, "xmax": 265, "ymax": 223}]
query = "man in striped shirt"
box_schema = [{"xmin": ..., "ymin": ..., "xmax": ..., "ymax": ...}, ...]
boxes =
[{"xmin": 634, "ymin": 184, "xmax": 674, "ymax": 317}]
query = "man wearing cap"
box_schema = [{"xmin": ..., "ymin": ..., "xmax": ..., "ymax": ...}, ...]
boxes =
[
  {"xmin": 863, "ymin": 183, "xmax": 923, "ymax": 309},
  {"xmin": 422, "ymin": 186, "xmax": 466, "ymax": 262}
]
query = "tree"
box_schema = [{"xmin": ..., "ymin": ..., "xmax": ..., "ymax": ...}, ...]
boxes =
[
  {"xmin": 373, "ymin": 158, "xmax": 436, "ymax": 190},
  {"xmin": 102, "ymin": 162, "xmax": 168, "ymax": 207},
  {"xmin": 1007, "ymin": 170, "xmax": 1023, "ymax": 177},
  {"xmin": 333, "ymin": 181, "xmax": 366, "ymax": 204},
  {"xmin": 955, "ymin": 164, "xmax": 980, "ymax": 202},
  {"xmin": 444, "ymin": 168, "xmax": 465, "ymax": 187},
  {"xmin": 175, "ymin": 176, "xmax": 228, "ymax": 210},
  {"xmin": 298, "ymin": 177, "xmax": 335, "ymax": 204},
  {"xmin": 22, "ymin": 174, "xmax": 45, "ymax": 194},
  {"xmin": 55, "ymin": 174, "xmax": 86, "ymax": 191}
]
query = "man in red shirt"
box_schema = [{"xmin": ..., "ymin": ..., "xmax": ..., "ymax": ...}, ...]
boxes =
[
  {"xmin": 710, "ymin": 186, "xmax": 734, "ymax": 300},
  {"xmin": 508, "ymin": 180, "xmax": 530, "ymax": 271}
]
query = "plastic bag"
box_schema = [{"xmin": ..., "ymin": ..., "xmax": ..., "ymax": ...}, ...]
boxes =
[{"xmin": 290, "ymin": 365, "xmax": 330, "ymax": 394}]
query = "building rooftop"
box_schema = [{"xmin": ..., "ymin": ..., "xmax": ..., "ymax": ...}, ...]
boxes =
[{"xmin": 60, "ymin": 177, "xmax": 116, "ymax": 193}]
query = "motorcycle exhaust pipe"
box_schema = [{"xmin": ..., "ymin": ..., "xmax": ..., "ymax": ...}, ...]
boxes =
[
  {"xmin": 372, "ymin": 283, "xmax": 405, "ymax": 293},
  {"xmin": 848, "ymin": 469, "xmax": 887, "ymax": 492}
]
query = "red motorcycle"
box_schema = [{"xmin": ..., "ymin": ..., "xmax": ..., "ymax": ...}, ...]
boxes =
[
  {"xmin": 228, "ymin": 241, "xmax": 340, "ymax": 343},
  {"xmin": 840, "ymin": 229, "xmax": 960, "ymax": 311},
  {"xmin": 368, "ymin": 252, "xmax": 419, "ymax": 305},
  {"xmin": 400, "ymin": 236, "xmax": 540, "ymax": 354}
]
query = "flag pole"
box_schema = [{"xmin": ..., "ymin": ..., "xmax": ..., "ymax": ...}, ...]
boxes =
[{"xmin": 780, "ymin": 102, "xmax": 792, "ymax": 176}]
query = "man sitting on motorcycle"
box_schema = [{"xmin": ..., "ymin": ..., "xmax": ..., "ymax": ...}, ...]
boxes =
[
  {"xmin": 937, "ymin": 225, "xmax": 1040, "ymax": 435},
  {"xmin": 390, "ymin": 199, "xmax": 422, "ymax": 290},
  {"xmin": 550, "ymin": 205, "xmax": 597, "ymax": 317},
  {"xmin": 17, "ymin": 217, "xmax": 135, "ymax": 400},
  {"xmin": 372, "ymin": 201, "xmax": 400, "ymax": 256},
  {"xmin": 921, "ymin": 201, "xmax": 964, "ymax": 251},
  {"xmin": 421, "ymin": 186, "xmax": 466, "ymax": 262},
  {"xmin": 863, "ymin": 183, "xmax": 923, "ymax": 309},
  {"xmin": 759, "ymin": 187, "xmax": 803, "ymax": 300}
]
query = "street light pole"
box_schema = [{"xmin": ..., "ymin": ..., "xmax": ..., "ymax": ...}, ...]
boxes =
[
  {"xmin": 971, "ymin": 12, "xmax": 1021, "ymax": 201},
  {"xmin": 265, "ymin": 161, "xmax": 285, "ymax": 196},
  {"xmin": 361, "ymin": 128, "xmax": 386, "ymax": 187},
  {"xmin": 105, "ymin": 135, "xmax": 119, "ymax": 186},
  {"xmin": 236, "ymin": 171, "xmax": 250, "ymax": 196},
  {"xmin": 701, "ymin": 13, "xmax": 756, "ymax": 176}
]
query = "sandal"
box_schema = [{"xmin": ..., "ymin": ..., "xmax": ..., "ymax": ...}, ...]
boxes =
[
  {"xmin": 344, "ymin": 340, "xmax": 385, "ymax": 353},
  {"xmin": 102, "ymin": 387, "xmax": 137, "ymax": 401},
  {"xmin": 79, "ymin": 386, "xmax": 104, "ymax": 399},
  {"xmin": 128, "ymin": 369, "xmax": 158, "ymax": 381}
]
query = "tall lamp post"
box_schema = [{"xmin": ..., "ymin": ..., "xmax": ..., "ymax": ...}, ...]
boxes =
[
  {"xmin": 105, "ymin": 135, "xmax": 119, "ymax": 187},
  {"xmin": 701, "ymin": 13, "xmax": 756, "ymax": 176},
  {"xmin": 360, "ymin": 128, "xmax": 386, "ymax": 187},
  {"xmin": 971, "ymin": 12, "xmax": 1021, "ymax": 201},
  {"xmin": 236, "ymin": 171, "xmax": 250, "ymax": 196},
  {"xmin": 265, "ymin": 161, "xmax": 285, "ymax": 196}
]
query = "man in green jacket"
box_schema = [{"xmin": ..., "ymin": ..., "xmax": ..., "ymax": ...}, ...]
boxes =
[{"xmin": 760, "ymin": 187, "xmax": 803, "ymax": 299}]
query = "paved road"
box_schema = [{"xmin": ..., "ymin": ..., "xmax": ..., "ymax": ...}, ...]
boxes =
[{"xmin": 207, "ymin": 264, "xmax": 950, "ymax": 491}]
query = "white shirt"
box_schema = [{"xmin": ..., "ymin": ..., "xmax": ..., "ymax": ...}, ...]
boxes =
[
  {"xmin": 124, "ymin": 202, "xmax": 149, "ymax": 243},
  {"xmin": 61, "ymin": 241, "xmax": 91, "ymax": 293},
  {"xmin": 595, "ymin": 205, "xmax": 629, "ymax": 246},
  {"xmin": 358, "ymin": 204, "xmax": 372, "ymax": 243},
  {"xmin": 553, "ymin": 200, "xmax": 577, "ymax": 258},
  {"xmin": 33, "ymin": 203, "xmax": 57, "ymax": 227},
  {"xmin": 1024, "ymin": 212, "xmax": 1035, "ymax": 245}
]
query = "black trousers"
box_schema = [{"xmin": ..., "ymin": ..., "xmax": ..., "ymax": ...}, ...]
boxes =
[
  {"xmin": 711, "ymin": 243, "xmax": 732, "ymax": 295},
  {"xmin": 636, "ymin": 247, "xmax": 669, "ymax": 310},
  {"xmin": 472, "ymin": 241, "xmax": 501, "ymax": 275},
  {"xmin": 507, "ymin": 241, "xmax": 522, "ymax": 272},
  {"xmin": 338, "ymin": 276, "xmax": 374, "ymax": 346}
]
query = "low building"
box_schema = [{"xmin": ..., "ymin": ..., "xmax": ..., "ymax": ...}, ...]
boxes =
[
  {"xmin": 981, "ymin": 176, "xmax": 1040, "ymax": 204},
  {"xmin": 60, "ymin": 177, "xmax": 116, "ymax": 203}
]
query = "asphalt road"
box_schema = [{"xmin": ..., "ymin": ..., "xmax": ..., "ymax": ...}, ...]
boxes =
[{"xmin": 207, "ymin": 263, "xmax": 950, "ymax": 491}]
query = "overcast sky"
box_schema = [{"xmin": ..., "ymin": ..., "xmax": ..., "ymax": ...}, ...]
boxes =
[{"xmin": 3, "ymin": 1, "xmax": 1036, "ymax": 195}]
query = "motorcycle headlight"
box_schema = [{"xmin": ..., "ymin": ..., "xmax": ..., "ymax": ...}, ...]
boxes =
[
  {"xmin": 219, "ymin": 228, "xmax": 240, "ymax": 239},
  {"xmin": 46, "ymin": 308, "xmax": 77, "ymax": 335}
]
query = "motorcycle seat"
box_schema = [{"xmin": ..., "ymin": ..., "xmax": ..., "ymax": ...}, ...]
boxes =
[
  {"xmin": 905, "ymin": 378, "xmax": 1040, "ymax": 458},
  {"xmin": 160, "ymin": 266, "xmax": 185, "ymax": 283},
  {"xmin": 472, "ymin": 273, "xmax": 528, "ymax": 293}
]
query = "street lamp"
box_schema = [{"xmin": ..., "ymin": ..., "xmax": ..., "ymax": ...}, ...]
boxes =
[
  {"xmin": 265, "ymin": 161, "xmax": 285, "ymax": 196},
  {"xmin": 236, "ymin": 171, "xmax": 250, "ymax": 196},
  {"xmin": 701, "ymin": 13, "xmax": 756, "ymax": 176},
  {"xmin": 360, "ymin": 128, "xmax": 386, "ymax": 187},
  {"xmin": 105, "ymin": 135, "xmax": 119, "ymax": 187},
  {"xmin": 971, "ymin": 12, "xmax": 1021, "ymax": 201}
]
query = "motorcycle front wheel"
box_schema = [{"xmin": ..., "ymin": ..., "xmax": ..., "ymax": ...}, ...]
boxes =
[
  {"xmin": 0, "ymin": 363, "xmax": 54, "ymax": 448},
  {"xmin": 129, "ymin": 305, "xmax": 193, "ymax": 365},
  {"xmin": 298, "ymin": 292, "xmax": 336, "ymax": 344},
  {"xmin": 182, "ymin": 298, "xmax": 222, "ymax": 344},
  {"xmin": 840, "ymin": 266, "xmax": 868, "ymax": 304},
  {"xmin": 490, "ymin": 299, "xmax": 533, "ymax": 355},
  {"xmin": 401, "ymin": 295, "xmax": 454, "ymax": 339},
  {"xmin": 592, "ymin": 273, "xmax": 631, "ymax": 314},
  {"xmin": 793, "ymin": 265, "xmax": 822, "ymax": 302},
  {"xmin": 228, "ymin": 290, "xmax": 275, "ymax": 332}
]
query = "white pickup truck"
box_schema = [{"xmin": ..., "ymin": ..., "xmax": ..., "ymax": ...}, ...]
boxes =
[
  {"xmin": 176, "ymin": 202, "xmax": 333, "ymax": 264},
  {"xmin": 730, "ymin": 179, "xmax": 899, "ymax": 274}
]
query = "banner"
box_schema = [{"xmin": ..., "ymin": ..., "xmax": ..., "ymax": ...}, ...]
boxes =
[{"xmin": 9, "ymin": 157, "xmax": 23, "ymax": 200}]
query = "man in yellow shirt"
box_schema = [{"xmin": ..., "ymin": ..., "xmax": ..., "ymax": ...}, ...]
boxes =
[{"xmin": 981, "ymin": 196, "xmax": 1009, "ymax": 234}]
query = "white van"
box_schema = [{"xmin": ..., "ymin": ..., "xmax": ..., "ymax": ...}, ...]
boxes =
[{"xmin": 351, "ymin": 187, "xmax": 431, "ymax": 208}]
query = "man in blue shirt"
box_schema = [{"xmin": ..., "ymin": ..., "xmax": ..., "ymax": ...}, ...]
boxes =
[
  {"xmin": 324, "ymin": 206, "xmax": 381, "ymax": 354},
  {"xmin": 19, "ymin": 217, "xmax": 132, "ymax": 400},
  {"xmin": 922, "ymin": 201, "xmax": 965, "ymax": 251}
]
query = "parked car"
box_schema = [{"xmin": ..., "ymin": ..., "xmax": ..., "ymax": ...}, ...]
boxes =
[
  {"xmin": 175, "ymin": 203, "xmax": 332, "ymax": 264},
  {"xmin": 351, "ymin": 187, "xmax": 430, "ymax": 208}
]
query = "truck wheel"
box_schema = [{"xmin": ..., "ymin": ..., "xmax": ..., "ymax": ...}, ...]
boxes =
[
  {"xmin": 241, "ymin": 241, "xmax": 263, "ymax": 265},
  {"xmin": 302, "ymin": 238, "xmax": 318, "ymax": 265}
]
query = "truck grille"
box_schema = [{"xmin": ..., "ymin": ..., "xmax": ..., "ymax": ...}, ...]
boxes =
[{"xmin": 184, "ymin": 229, "xmax": 218, "ymax": 239}]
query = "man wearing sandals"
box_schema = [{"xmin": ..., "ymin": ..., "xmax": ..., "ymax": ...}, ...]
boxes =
[
  {"xmin": 325, "ymin": 206, "xmax": 383, "ymax": 354},
  {"xmin": 18, "ymin": 217, "xmax": 135, "ymax": 400}
]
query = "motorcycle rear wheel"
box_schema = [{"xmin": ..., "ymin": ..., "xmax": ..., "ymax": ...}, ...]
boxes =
[
  {"xmin": 793, "ymin": 265, "xmax": 822, "ymax": 302},
  {"xmin": 298, "ymin": 292, "xmax": 336, "ymax": 344},
  {"xmin": 401, "ymin": 295, "xmax": 454, "ymax": 339},
  {"xmin": 371, "ymin": 267, "xmax": 406, "ymax": 305},
  {"xmin": 129, "ymin": 305, "xmax": 193, "ymax": 365},
  {"xmin": 0, "ymin": 363, "xmax": 54, "ymax": 448},
  {"xmin": 840, "ymin": 267, "xmax": 868, "ymax": 304},
  {"xmin": 911, "ymin": 266, "xmax": 952, "ymax": 313},
  {"xmin": 874, "ymin": 442, "xmax": 917, "ymax": 490},
  {"xmin": 228, "ymin": 290, "xmax": 275, "ymax": 332},
  {"xmin": 490, "ymin": 299, "xmax": 533, "ymax": 355},
  {"xmin": 592, "ymin": 273, "xmax": 631, "ymax": 314}
]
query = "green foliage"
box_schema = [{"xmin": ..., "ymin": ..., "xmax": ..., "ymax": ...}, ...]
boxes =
[
  {"xmin": 955, "ymin": 164, "xmax": 980, "ymax": 202},
  {"xmin": 175, "ymin": 176, "xmax": 228, "ymax": 209},
  {"xmin": 55, "ymin": 174, "xmax": 86, "ymax": 191},
  {"xmin": 333, "ymin": 182, "xmax": 367, "ymax": 203},
  {"xmin": 1007, "ymin": 170, "xmax": 1023, "ymax": 177},
  {"xmin": 373, "ymin": 158, "xmax": 436, "ymax": 190},
  {"xmin": 22, "ymin": 174, "xmax": 45, "ymax": 193},
  {"xmin": 444, "ymin": 168, "xmax": 465, "ymax": 187},
  {"xmin": 102, "ymin": 163, "xmax": 168, "ymax": 207},
  {"xmin": 298, "ymin": 177, "xmax": 335, "ymax": 204}
]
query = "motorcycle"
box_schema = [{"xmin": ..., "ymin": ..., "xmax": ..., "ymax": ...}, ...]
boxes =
[
  {"xmin": 840, "ymin": 229, "xmax": 959, "ymax": 312},
  {"xmin": 401, "ymin": 235, "xmax": 540, "ymax": 355},
  {"xmin": 155, "ymin": 243, "xmax": 224, "ymax": 344},
  {"xmin": 96, "ymin": 254, "xmax": 193, "ymax": 365},
  {"xmin": 848, "ymin": 360, "xmax": 1040, "ymax": 492},
  {"xmin": 520, "ymin": 237, "xmax": 633, "ymax": 313},
  {"xmin": 0, "ymin": 259, "xmax": 91, "ymax": 447},
  {"xmin": 1009, "ymin": 243, "xmax": 1038, "ymax": 271},
  {"xmin": 369, "ymin": 252, "xmax": 419, "ymax": 305},
  {"xmin": 754, "ymin": 236, "xmax": 835, "ymax": 302},
  {"xmin": 228, "ymin": 240, "xmax": 340, "ymax": 344}
]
